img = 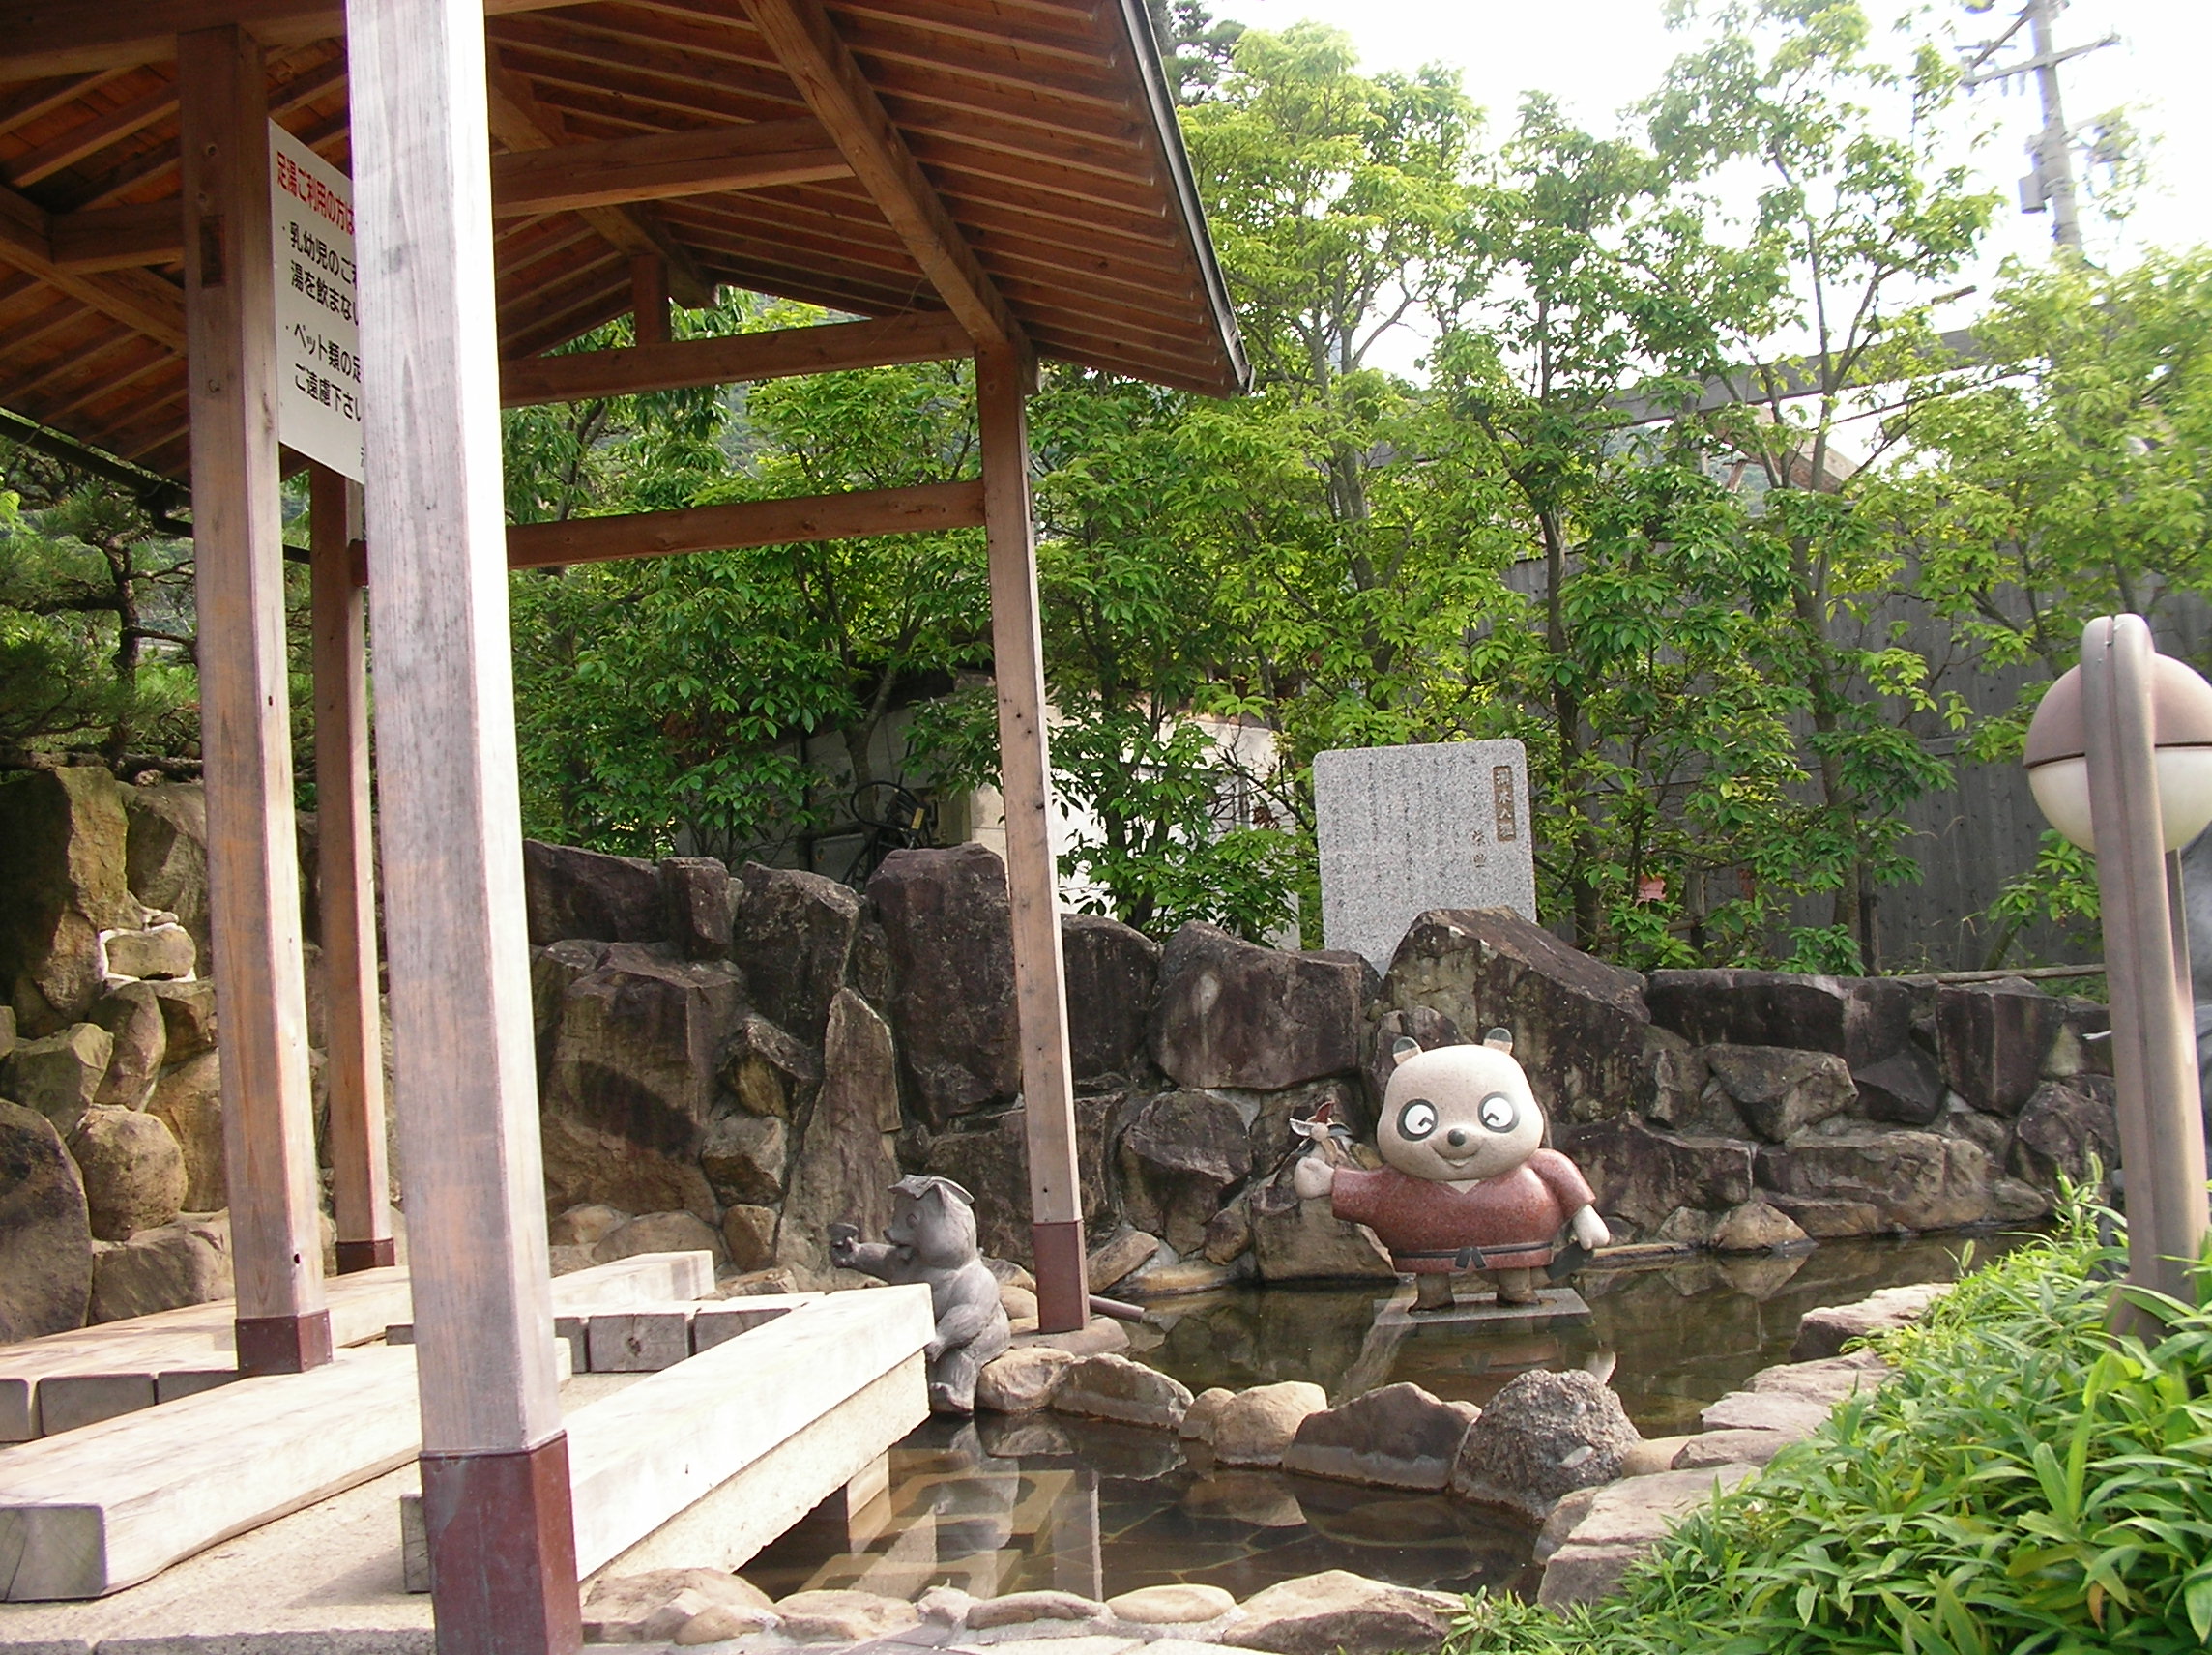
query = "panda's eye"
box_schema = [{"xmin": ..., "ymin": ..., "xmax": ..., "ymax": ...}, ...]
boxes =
[
  {"xmin": 1396, "ymin": 1099, "xmax": 1438, "ymax": 1141},
  {"xmin": 1479, "ymin": 1093, "xmax": 1519, "ymax": 1133}
]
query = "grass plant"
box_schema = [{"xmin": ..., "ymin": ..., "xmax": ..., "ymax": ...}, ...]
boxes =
[{"xmin": 1449, "ymin": 1194, "xmax": 2212, "ymax": 1654}]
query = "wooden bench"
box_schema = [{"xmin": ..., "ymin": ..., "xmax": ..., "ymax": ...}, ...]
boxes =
[
  {"xmin": 0, "ymin": 1251, "xmax": 714, "ymax": 1442},
  {"xmin": 402, "ymin": 1286, "xmax": 931, "ymax": 1587}
]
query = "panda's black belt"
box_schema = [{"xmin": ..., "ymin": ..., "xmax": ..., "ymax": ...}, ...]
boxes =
[{"xmin": 1392, "ymin": 1240, "xmax": 1555, "ymax": 1270}]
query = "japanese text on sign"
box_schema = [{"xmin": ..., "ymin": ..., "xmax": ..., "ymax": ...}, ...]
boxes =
[{"xmin": 270, "ymin": 122, "xmax": 362, "ymax": 480}]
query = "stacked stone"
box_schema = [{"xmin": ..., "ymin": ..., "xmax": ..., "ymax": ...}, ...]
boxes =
[{"xmin": 1, "ymin": 768, "xmax": 232, "ymax": 1340}]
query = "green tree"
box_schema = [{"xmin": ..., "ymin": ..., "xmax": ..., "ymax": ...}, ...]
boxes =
[{"xmin": 1649, "ymin": 0, "xmax": 1996, "ymax": 968}]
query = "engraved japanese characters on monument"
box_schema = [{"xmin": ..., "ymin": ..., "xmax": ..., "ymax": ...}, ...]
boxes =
[{"xmin": 1314, "ymin": 740, "xmax": 1537, "ymax": 973}]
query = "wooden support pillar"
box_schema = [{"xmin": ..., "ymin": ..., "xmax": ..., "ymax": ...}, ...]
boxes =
[
  {"xmin": 179, "ymin": 23, "xmax": 331, "ymax": 1379},
  {"xmin": 629, "ymin": 253, "xmax": 669, "ymax": 345},
  {"xmin": 976, "ymin": 344, "xmax": 1089, "ymax": 1332},
  {"xmin": 346, "ymin": 1, "xmax": 579, "ymax": 1651},
  {"xmin": 309, "ymin": 462, "xmax": 395, "ymax": 1273}
]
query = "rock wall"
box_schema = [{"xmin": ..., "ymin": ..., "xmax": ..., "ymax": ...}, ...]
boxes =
[
  {"xmin": 0, "ymin": 769, "xmax": 240, "ymax": 1339},
  {"xmin": 527, "ymin": 850, "xmax": 2110, "ymax": 1292},
  {"xmin": 0, "ymin": 769, "xmax": 2115, "ymax": 1345}
]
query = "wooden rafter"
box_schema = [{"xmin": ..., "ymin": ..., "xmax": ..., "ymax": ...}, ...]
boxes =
[
  {"xmin": 48, "ymin": 201, "xmax": 176, "ymax": 271},
  {"xmin": 491, "ymin": 117, "xmax": 850, "ymax": 216},
  {"xmin": 0, "ymin": 181, "xmax": 184, "ymax": 345},
  {"xmin": 484, "ymin": 57, "xmax": 713, "ymax": 309},
  {"xmin": 499, "ymin": 310, "xmax": 967, "ymax": 405},
  {"xmin": 742, "ymin": 0, "xmax": 1023, "ymax": 354}
]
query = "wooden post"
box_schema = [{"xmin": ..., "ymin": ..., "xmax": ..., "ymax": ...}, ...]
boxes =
[
  {"xmin": 345, "ymin": 1, "xmax": 580, "ymax": 1650},
  {"xmin": 976, "ymin": 343, "xmax": 1089, "ymax": 1332},
  {"xmin": 178, "ymin": 24, "xmax": 332, "ymax": 1379},
  {"xmin": 309, "ymin": 462, "xmax": 394, "ymax": 1273},
  {"xmin": 629, "ymin": 253, "xmax": 669, "ymax": 345}
]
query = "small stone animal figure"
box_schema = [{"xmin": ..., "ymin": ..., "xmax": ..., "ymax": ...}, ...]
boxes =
[
  {"xmin": 828, "ymin": 1175, "xmax": 1011, "ymax": 1414},
  {"xmin": 1294, "ymin": 1029, "xmax": 1610, "ymax": 1311}
]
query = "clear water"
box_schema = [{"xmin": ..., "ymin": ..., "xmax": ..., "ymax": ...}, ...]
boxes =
[{"xmin": 744, "ymin": 1233, "xmax": 2029, "ymax": 1604}]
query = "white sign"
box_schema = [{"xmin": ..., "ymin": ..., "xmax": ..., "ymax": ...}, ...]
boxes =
[
  {"xmin": 1314, "ymin": 740, "xmax": 1538, "ymax": 973},
  {"xmin": 269, "ymin": 122, "xmax": 363, "ymax": 480}
]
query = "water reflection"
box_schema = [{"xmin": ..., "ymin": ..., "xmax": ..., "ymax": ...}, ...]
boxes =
[{"xmin": 745, "ymin": 1233, "xmax": 2027, "ymax": 1601}]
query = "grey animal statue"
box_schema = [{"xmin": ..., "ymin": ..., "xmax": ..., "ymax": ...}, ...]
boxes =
[{"xmin": 828, "ymin": 1175, "xmax": 1011, "ymax": 1414}]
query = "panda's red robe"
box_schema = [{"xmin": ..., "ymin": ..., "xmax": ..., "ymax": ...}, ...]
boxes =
[{"xmin": 1328, "ymin": 1150, "xmax": 1597, "ymax": 1272}]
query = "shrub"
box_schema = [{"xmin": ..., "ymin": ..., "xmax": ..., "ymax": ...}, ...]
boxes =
[{"xmin": 1451, "ymin": 1200, "xmax": 2212, "ymax": 1654}]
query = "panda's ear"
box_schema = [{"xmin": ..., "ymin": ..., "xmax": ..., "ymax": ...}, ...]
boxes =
[
  {"xmin": 1390, "ymin": 1035, "xmax": 1420, "ymax": 1067},
  {"xmin": 1483, "ymin": 1027, "xmax": 1514, "ymax": 1054}
]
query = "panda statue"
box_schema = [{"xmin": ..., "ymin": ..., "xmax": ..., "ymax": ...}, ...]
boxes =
[{"xmin": 1293, "ymin": 1028, "xmax": 1610, "ymax": 1312}]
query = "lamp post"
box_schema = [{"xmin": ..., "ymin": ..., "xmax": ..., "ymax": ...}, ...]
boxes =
[{"xmin": 2023, "ymin": 614, "xmax": 2212, "ymax": 1307}]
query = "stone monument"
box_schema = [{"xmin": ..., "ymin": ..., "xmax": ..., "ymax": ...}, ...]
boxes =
[{"xmin": 1314, "ymin": 740, "xmax": 1536, "ymax": 973}]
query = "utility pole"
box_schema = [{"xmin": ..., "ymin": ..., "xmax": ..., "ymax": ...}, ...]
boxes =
[{"xmin": 1959, "ymin": 0, "xmax": 2117, "ymax": 250}]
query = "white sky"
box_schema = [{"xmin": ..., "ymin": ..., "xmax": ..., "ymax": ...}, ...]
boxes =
[{"xmin": 1220, "ymin": 0, "xmax": 2210, "ymax": 374}]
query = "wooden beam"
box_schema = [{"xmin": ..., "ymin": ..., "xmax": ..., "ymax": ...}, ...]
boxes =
[
  {"xmin": 628, "ymin": 253, "xmax": 667, "ymax": 347},
  {"xmin": 499, "ymin": 311, "xmax": 968, "ymax": 405},
  {"xmin": 0, "ymin": 182, "xmax": 184, "ymax": 346},
  {"xmin": 346, "ymin": 0, "xmax": 580, "ymax": 1642},
  {"xmin": 180, "ymin": 23, "xmax": 332, "ymax": 1379},
  {"xmin": 3, "ymin": 0, "xmax": 588, "ymax": 80},
  {"xmin": 743, "ymin": 0, "xmax": 1024, "ymax": 354},
  {"xmin": 976, "ymin": 340, "xmax": 1086, "ymax": 1333},
  {"xmin": 48, "ymin": 201, "xmax": 178, "ymax": 272},
  {"xmin": 309, "ymin": 463, "xmax": 395, "ymax": 1276},
  {"xmin": 502, "ymin": 479, "xmax": 985, "ymax": 570},
  {"xmin": 491, "ymin": 118, "xmax": 851, "ymax": 217},
  {"xmin": 485, "ymin": 58, "xmax": 713, "ymax": 310}
]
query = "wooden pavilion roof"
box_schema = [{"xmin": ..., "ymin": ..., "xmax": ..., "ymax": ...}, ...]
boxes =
[{"xmin": 0, "ymin": 0, "xmax": 1250, "ymax": 485}]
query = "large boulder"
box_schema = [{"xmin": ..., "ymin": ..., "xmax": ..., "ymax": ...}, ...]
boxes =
[
  {"xmin": 0, "ymin": 768, "xmax": 143, "ymax": 1033},
  {"xmin": 698, "ymin": 1112, "xmax": 786, "ymax": 1207},
  {"xmin": 1702, "ymin": 1045, "xmax": 1855, "ymax": 1143},
  {"xmin": 1119, "ymin": 1089, "xmax": 1253, "ymax": 1253},
  {"xmin": 1224, "ymin": 1571, "xmax": 1460, "ymax": 1655},
  {"xmin": 656, "ymin": 858, "xmax": 732, "ymax": 960},
  {"xmin": 68, "ymin": 1106, "xmax": 187, "ymax": 1240},
  {"xmin": 921, "ymin": 1093, "xmax": 1118, "ymax": 1265},
  {"xmin": 1850, "ymin": 1044, "xmax": 1947, "ymax": 1126},
  {"xmin": 1450, "ymin": 1368, "xmax": 1640, "ymax": 1520},
  {"xmin": 1062, "ymin": 914, "xmax": 1160, "ymax": 1085},
  {"xmin": 1938, "ymin": 979, "xmax": 2065, "ymax": 1116},
  {"xmin": 867, "ymin": 845, "xmax": 1019, "ymax": 1123},
  {"xmin": 1554, "ymin": 1118, "xmax": 1757, "ymax": 1234},
  {"xmin": 1792, "ymin": 1281, "xmax": 1951, "ymax": 1361},
  {"xmin": 88, "ymin": 1215, "xmax": 232, "ymax": 1321},
  {"xmin": 122, "ymin": 782, "xmax": 211, "ymax": 969},
  {"xmin": 1755, "ymin": 1132, "xmax": 2011, "ymax": 1233},
  {"xmin": 778, "ymin": 989, "xmax": 903, "ymax": 1285},
  {"xmin": 147, "ymin": 978, "xmax": 218, "ymax": 1060},
  {"xmin": 1382, "ymin": 908, "xmax": 1651, "ymax": 1124},
  {"xmin": 1050, "ymin": 1352, "xmax": 1193, "ymax": 1428},
  {"xmin": 2012, "ymin": 1075, "xmax": 2121, "ymax": 1192},
  {"xmin": 539, "ymin": 1118, "xmax": 715, "ymax": 1225},
  {"xmin": 2, "ymin": 1022, "xmax": 113, "ymax": 1134},
  {"xmin": 89, "ymin": 984, "xmax": 168, "ymax": 1111},
  {"xmin": 1150, "ymin": 924, "xmax": 1367, "ymax": 1091},
  {"xmin": 593, "ymin": 1209, "xmax": 725, "ymax": 1266},
  {"xmin": 0, "ymin": 1098, "xmax": 94, "ymax": 1339},
  {"xmin": 522, "ymin": 840, "xmax": 664, "ymax": 945},
  {"xmin": 102, "ymin": 923, "xmax": 194, "ymax": 983},
  {"xmin": 1282, "ymin": 1382, "xmax": 1480, "ymax": 1490},
  {"xmin": 1645, "ymin": 970, "xmax": 1916, "ymax": 1069},
  {"xmin": 717, "ymin": 1013, "xmax": 821, "ymax": 1121},
  {"xmin": 539, "ymin": 944, "xmax": 745, "ymax": 1167},
  {"xmin": 1210, "ymin": 1380, "xmax": 1329, "ymax": 1466},
  {"xmin": 731, "ymin": 862, "xmax": 860, "ymax": 1048},
  {"xmin": 1247, "ymin": 1185, "xmax": 1396, "ymax": 1282},
  {"xmin": 148, "ymin": 1050, "xmax": 225, "ymax": 1211},
  {"xmin": 1537, "ymin": 1465, "xmax": 1757, "ymax": 1608}
]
